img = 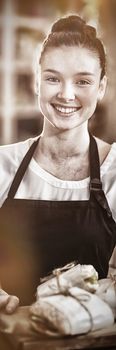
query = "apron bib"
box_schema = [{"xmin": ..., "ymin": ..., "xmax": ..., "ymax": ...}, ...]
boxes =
[{"xmin": 0, "ymin": 135, "xmax": 115, "ymax": 305}]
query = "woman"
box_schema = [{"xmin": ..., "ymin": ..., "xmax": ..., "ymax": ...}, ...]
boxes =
[{"xmin": 0, "ymin": 15, "xmax": 116, "ymax": 312}]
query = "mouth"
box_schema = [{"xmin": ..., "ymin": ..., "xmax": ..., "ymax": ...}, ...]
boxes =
[{"xmin": 51, "ymin": 104, "xmax": 81, "ymax": 116}]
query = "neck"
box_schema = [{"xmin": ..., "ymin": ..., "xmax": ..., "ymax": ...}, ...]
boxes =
[{"xmin": 37, "ymin": 122, "xmax": 90, "ymax": 161}]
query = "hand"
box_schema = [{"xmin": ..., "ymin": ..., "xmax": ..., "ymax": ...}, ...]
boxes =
[
  {"xmin": 0, "ymin": 289, "xmax": 19, "ymax": 314},
  {"xmin": 0, "ymin": 306, "xmax": 36, "ymax": 336}
]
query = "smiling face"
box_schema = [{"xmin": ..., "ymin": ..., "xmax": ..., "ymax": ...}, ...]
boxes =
[{"xmin": 38, "ymin": 46, "xmax": 107, "ymax": 132}]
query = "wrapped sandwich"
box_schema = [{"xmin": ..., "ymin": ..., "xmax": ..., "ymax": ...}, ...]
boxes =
[
  {"xmin": 36, "ymin": 262, "xmax": 99, "ymax": 299},
  {"xmin": 96, "ymin": 273, "xmax": 116, "ymax": 318},
  {"xmin": 30, "ymin": 263, "xmax": 114, "ymax": 336},
  {"xmin": 30, "ymin": 286, "xmax": 114, "ymax": 336}
]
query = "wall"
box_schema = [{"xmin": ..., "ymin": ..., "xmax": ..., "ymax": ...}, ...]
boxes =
[{"xmin": 0, "ymin": 0, "xmax": 115, "ymax": 144}]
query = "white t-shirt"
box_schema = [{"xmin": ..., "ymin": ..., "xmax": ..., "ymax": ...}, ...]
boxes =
[{"xmin": 0, "ymin": 136, "xmax": 116, "ymax": 268}]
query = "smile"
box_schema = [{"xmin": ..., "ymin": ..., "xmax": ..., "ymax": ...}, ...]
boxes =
[{"xmin": 52, "ymin": 104, "xmax": 81, "ymax": 115}]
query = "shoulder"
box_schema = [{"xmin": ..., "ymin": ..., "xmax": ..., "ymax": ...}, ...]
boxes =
[
  {"xmin": 96, "ymin": 137, "xmax": 116, "ymax": 222},
  {"xmin": 0, "ymin": 137, "xmax": 38, "ymax": 165},
  {"xmin": 94, "ymin": 136, "xmax": 116, "ymax": 176},
  {"xmin": 94, "ymin": 137, "xmax": 116, "ymax": 175},
  {"xmin": 0, "ymin": 136, "xmax": 39, "ymax": 207},
  {"xmin": 94, "ymin": 137, "xmax": 113, "ymax": 166}
]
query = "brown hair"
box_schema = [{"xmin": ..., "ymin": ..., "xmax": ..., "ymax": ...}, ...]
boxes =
[{"xmin": 39, "ymin": 15, "xmax": 106, "ymax": 79}]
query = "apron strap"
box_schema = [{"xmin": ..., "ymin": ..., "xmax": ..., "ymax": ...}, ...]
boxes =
[
  {"xmin": 89, "ymin": 133, "xmax": 102, "ymax": 190},
  {"xmin": 89, "ymin": 134, "xmax": 112, "ymax": 217},
  {"xmin": 8, "ymin": 138, "xmax": 39, "ymax": 199}
]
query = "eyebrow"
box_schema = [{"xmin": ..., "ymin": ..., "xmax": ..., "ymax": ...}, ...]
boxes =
[{"xmin": 43, "ymin": 69, "xmax": 95, "ymax": 76}]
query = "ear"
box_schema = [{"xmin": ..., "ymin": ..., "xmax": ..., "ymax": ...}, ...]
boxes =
[{"xmin": 98, "ymin": 75, "xmax": 107, "ymax": 102}]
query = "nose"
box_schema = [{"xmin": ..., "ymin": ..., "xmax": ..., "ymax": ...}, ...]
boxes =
[{"xmin": 57, "ymin": 82, "xmax": 76, "ymax": 101}]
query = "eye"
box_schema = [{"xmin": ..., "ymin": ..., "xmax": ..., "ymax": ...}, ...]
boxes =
[
  {"xmin": 45, "ymin": 76, "xmax": 60, "ymax": 83},
  {"xmin": 76, "ymin": 80, "xmax": 90, "ymax": 86}
]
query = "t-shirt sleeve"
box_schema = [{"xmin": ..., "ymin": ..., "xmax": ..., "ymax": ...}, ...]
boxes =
[
  {"xmin": 0, "ymin": 139, "xmax": 32, "ymax": 207},
  {"xmin": 102, "ymin": 143, "xmax": 116, "ymax": 223}
]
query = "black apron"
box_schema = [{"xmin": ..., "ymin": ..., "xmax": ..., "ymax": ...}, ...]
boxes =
[{"xmin": 0, "ymin": 134, "xmax": 116, "ymax": 305}]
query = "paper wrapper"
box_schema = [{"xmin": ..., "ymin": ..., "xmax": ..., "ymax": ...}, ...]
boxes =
[
  {"xmin": 36, "ymin": 263, "xmax": 99, "ymax": 299},
  {"xmin": 30, "ymin": 286, "xmax": 114, "ymax": 336},
  {"xmin": 96, "ymin": 275, "xmax": 116, "ymax": 318}
]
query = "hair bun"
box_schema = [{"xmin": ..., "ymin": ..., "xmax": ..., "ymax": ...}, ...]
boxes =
[{"xmin": 51, "ymin": 15, "xmax": 86, "ymax": 33}]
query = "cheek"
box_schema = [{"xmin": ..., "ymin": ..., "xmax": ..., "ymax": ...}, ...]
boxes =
[
  {"xmin": 40, "ymin": 84, "xmax": 47, "ymax": 98},
  {"xmin": 83, "ymin": 88, "xmax": 99, "ymax": 104},
  {"xmin": 39, "ymin": 88, "xmax": 52, "ymax": 113},
  {"xmin": 40, "ymin": 84, "xmax": 54, "ymax": 102}
]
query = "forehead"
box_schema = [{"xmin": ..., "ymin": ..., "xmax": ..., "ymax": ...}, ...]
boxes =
[{"xmin": 41, "ymin": 46, "xmax": 101, "ymax": 75}]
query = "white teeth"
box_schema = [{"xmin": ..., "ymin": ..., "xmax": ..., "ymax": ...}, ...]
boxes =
[{"xmin": 54, "ymin": 105, "xmax": 78, "ymax": 114}]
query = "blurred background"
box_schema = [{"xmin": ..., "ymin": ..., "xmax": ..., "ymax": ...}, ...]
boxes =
[{"xmin": 0, "ymin": 0, "xmax": 116, "ymax": 145}]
